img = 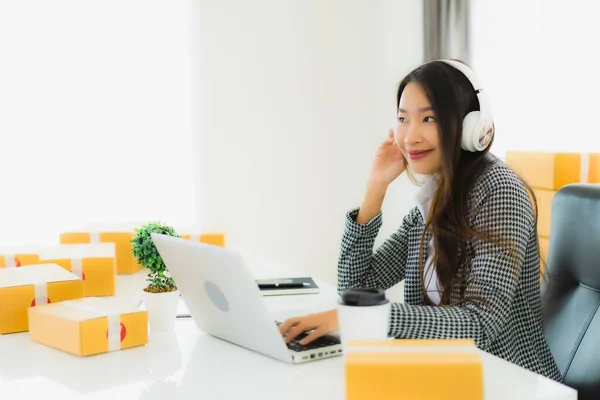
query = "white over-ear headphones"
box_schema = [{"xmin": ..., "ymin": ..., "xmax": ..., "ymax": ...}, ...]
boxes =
[{"xmin": 438, "ymin": 59, "xmax": 495, "ymax": 152}]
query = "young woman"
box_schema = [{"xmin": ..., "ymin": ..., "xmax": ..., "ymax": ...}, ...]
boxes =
[{"xmin": 278, "ymin": 59, "xmax": 562, "ymax": 382}]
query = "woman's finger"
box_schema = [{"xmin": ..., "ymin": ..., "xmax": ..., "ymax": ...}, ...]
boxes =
[
  {"xmin": 284, "ymin": 320, "xmax": 311, "ymax": 343},
  {"xmin": 278, "ymin": 318, "xmax": 300, "ymax": 336},
  {"xmin": 299, "ymin": 326, "xmax": 327, "ymax": 345}
]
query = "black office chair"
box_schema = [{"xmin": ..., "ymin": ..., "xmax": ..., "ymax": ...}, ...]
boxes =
[{"xmin": 541, "ymin": 183, "xmax": 600, "ymax": 399}]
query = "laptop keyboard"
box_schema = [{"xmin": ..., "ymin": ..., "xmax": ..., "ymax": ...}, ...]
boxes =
[{"xmin": 276, "ymin": 321, "xmax": 341, "ymax": 352}]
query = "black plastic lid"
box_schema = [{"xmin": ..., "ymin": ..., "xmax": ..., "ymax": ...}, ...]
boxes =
[{"xmin": 339, "ymin": 288, "xmax": 389, "ymax": 306}]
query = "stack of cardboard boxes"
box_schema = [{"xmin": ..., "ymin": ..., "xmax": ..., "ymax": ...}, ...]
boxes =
[
  {"xmin": 0, "ymin": 224, "xmax": 226, "ymax": 357},
  {"xmin": 0, "ymin": 225, "xmax": 226, "ymax": 298},
  {"xmin": 506, "ymin": 152, "xmax": 600, "ymax": 274}
]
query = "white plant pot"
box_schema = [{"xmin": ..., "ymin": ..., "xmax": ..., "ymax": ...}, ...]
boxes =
[{"xmin": 142, "ymin": 289, "xmax": 180, "ymax": 331}]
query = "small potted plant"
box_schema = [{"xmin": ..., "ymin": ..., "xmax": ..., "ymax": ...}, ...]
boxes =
[{"xmin": 131, "ymin": 222, "xmax": 180, "ymax": 331}]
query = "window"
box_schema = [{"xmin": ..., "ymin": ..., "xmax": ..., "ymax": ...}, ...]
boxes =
[
  {"xmin": 469, "ymin": 0, "xmax": 600, "ymax": 158},
  {"xmin": 0, "ymin": 1, "xmax": 196, "ymax": 246}
]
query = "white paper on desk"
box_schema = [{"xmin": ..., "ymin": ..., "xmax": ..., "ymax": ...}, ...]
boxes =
[{"xmin": 176, "ymin": 299, "xmax": 191, "ymax": 317}]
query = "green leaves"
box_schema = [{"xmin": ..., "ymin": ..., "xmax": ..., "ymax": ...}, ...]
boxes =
[{"xmin": 130, "ymin": 221, "xmax": 180, "ymax": 293}]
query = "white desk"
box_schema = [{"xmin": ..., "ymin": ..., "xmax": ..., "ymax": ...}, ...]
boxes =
[{"xmin": 0, "ymin": 263, "xmax": 578, "ymax": 399}]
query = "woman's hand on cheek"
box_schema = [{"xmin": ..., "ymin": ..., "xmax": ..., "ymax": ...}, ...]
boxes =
[{"xmin": 369, "ymin": 128, "xmax": 407, "ymax": 186}]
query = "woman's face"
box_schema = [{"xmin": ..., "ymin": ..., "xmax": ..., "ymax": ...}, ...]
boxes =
[{"xmin": 394, "ymin": 82, "xmax": 443, "ymax": 176}]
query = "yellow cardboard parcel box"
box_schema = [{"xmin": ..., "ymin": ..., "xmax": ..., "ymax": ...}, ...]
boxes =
[
  {"xmin": 0, "ymin": 245, "xmax": 42, "ymax": 268},
  {"xmin": 539, "ymin": 236, "xmax": 550, "ymax": 262},
  {"xmin": 59, "ymin": 223, "xmax": 141, "ymax": 274},
  {"xmin": 533, "ymin": 188, "xmax": 555, "ymax": 237},
  {"xmin": 588, "ymin": 153, "xmax": 600, "ymax": 183},
  {"xmin": 38, "ymin": 243, "xmax": 116, "ymax": 297},
  {"xmin": 506, "ymin": 151, "xmax": 581, "ymax": 190},
  {"xmin": 28, "ymin": 297, "xmax": 148, "ymax": 356},
  {"xmin": 180, "ymin": 233, "xmax": 226, "ymax": 247},
  {"xmin": 345, "ymin": 339, "xmax": 483, "ymax": 400},
  {"xmin": 0, "ymin": 264, "xmax": 84, "ymax": 334}
]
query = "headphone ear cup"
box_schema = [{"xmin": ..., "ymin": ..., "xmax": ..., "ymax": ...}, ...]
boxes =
[{"xmin": 461, "ymin": 111, "xmax": 480, "ymax": 152}]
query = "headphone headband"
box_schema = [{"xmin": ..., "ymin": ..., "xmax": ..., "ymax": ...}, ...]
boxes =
[
  {"xmin": 439, "ymin": 59, "xmax": 483, "ymax": 92},
  {"xmin": 434, "ymin": 59, "xmax": 495, "ymax": 151}
]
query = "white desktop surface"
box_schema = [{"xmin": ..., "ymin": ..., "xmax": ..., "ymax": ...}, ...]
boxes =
[{"xmin": 0, "ymin": 257, "xmax": 577, "ymax": 399}]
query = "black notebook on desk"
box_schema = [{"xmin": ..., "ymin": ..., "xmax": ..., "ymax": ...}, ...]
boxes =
[{"xmin": 256, "ymin": 277, "xmax": 320, "ymax": 296}]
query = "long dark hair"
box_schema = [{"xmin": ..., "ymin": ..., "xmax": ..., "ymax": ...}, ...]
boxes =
[{"xmin": 396, "ymin": 60, "xmax": 540, "ymax": 306}]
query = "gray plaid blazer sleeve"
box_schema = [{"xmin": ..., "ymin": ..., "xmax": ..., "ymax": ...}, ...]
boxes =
[{"xmin": 336, "ymin": 206, "xmax": 422, "ymax": 293}]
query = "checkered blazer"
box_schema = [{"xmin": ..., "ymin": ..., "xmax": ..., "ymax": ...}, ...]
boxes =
[{"xmin": 337, "ymin": 155, "xmax": 562, "ymax": 382}]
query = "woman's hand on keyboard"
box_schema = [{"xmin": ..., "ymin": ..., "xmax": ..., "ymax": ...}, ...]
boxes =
[{"xmin": 278, "ymin": 309, "xmax": 339, "ymax": 345}]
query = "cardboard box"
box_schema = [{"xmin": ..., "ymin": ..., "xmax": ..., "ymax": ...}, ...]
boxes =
[
  {"xmin": 38, "ymin": 243, "xmax": 116, "ymax": 297},
  {"xmin": 0, "ymin": 264, "xmax": 84, "ymax": 334},
  {"xmin": 539, "ymin": 236, "xmax": 550, "ymax": 278},
  {"xmin": 533, "ymin": 189, "xmax": 555, "ymax": 237},
  {"xmin": 506, "ymin": 151, "xmax": 581, "ymax": 190},
  {"xmin": 345, "ymin": 339, "xmax": 483, "ymax": 400},
  {"xmin": 28, "ymin": 297, "xmax": 148, "ymax": 356},
  {"xmin": 180, "ymin": 233, "xmax": 226, "ymax": 247},
  {"xmin": 59, "ymin": 222, "xmax": 142, "ymax": 274},
  {"xmin": 0, "ymin": 245, "xmax": 41, "ymax": 268},
  {"xmin": 588, "ymin": 153, "xmax": 600, "ymax": 183},
  {"xmin": 539, "ymin": 236, "xmax": 550, "ymax": 262}
]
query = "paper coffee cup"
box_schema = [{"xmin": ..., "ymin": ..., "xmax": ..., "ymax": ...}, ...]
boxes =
[{"xmin": 337, "ymin": 288, "xmax": 391, "ymax": 351}]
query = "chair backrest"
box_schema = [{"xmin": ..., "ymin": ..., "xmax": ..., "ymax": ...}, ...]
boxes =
[{"xmin": 542, "ymin": 183, "xmax": 600, "ymax": 399}]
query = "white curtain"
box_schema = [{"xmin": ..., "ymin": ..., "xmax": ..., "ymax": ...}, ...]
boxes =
[{"xmin": 0, "ymin": 1, "xmax": 196, "ymax": 246}]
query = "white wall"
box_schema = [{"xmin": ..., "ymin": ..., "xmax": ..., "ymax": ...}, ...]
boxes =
[
  {"xmin": 189, "ymin": 0, "xmax": 423, "ymax": 292},
  {"xmin": 469, "ymin": 0, "xmax": 600, "ymax": 159}
]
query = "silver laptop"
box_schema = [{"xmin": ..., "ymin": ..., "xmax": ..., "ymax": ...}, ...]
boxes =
[{"xmin": 151, "ymin": 233, "xmax": 342, "ymax": 364}]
